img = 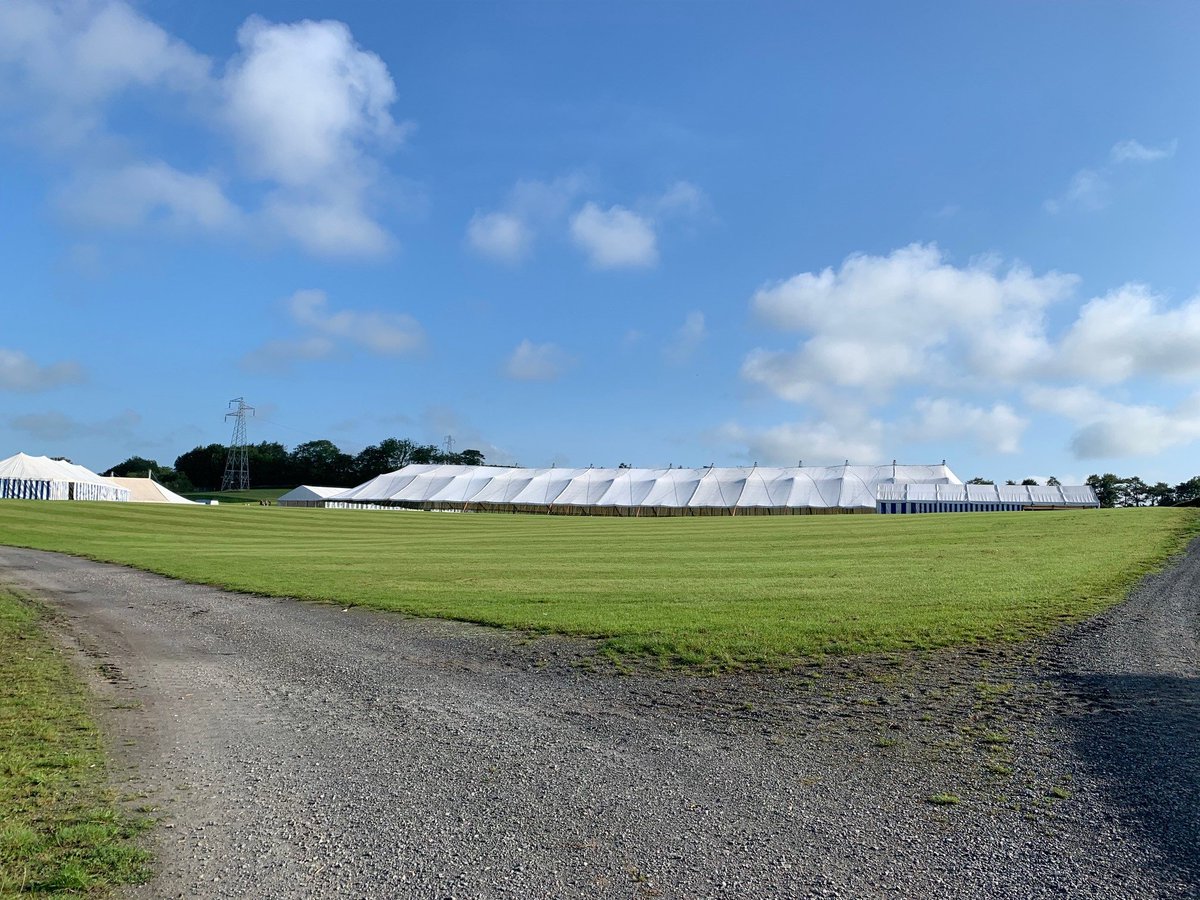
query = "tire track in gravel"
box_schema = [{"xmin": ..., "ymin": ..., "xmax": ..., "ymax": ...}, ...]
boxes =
[
  {"xmin": 1051, "ymin": 538, "xmax": 1200, "ymax": 893},
  {"xmin": 2, "ymin": 543, "xmax": 1198, "ymax": 899}
]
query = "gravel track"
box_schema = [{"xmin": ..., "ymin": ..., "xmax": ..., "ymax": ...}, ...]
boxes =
[{"xmin": 1, "ymin": 542, "xmax": 1197, "ymax": 899}]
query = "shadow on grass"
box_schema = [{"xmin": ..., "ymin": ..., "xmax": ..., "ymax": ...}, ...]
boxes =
[{"xmin": 1059, "ymin": 670, "xmax": 1199, "ymax": 888}]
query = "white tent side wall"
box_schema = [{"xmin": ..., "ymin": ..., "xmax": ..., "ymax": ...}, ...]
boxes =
[{"xmin": 0, "ymin": 453, "xmax": 129, "ymax": 502}]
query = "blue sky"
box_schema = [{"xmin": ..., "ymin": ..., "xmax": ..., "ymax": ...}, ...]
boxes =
[{"xmin": 2, "ymin": 1, "xmax": 1198, "ymax": 484}]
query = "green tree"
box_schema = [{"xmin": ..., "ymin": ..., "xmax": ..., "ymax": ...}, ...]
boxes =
[
  {"xmin": 1147, "ymin": 482, "xmax": 1176, "ymax": 506},
  {"xmin": 408, "ymin": 444, "xmax": 444, "ymax": 465},
  {"xmin": 966, "ymin": 477, "xmax": 994, "ymax": 485},
  {"xmin": 1086, "ymin": 473, "xmax": 1125, "ymax": 508},
  {"xmin": 1046, "ymin": 476, "xmax": 1062, "ymax": 486},
  {"xmin": 1175, "ymin": 476, "xmax": 1200, "ymax": 504},
  {"xmin": 246, "ymin": 442, "xmax": 291, "ymax": 486},
  {"xmin": 1119, "ymin": 476, "xmax": 1149, "ymax": 508},
  {"xmin": 457, "ymin": 448, "xmax": 486, "ymax": 466},
  {"xmin": 154, "ymin": 467, "xmax": 194, "ymax": 493},
  {"xmin": 1020, "ymin": 478, "xmax": 1038, "ymax": 486},
  {"xmin": 354, "ymin": 438, "xmax": 416, "ymax": 479},
  {"xmin": 174, "ymin": 444, "xmax": 228, "ymax": 491},
  {"xmin": 107, "ymin": 456, "xmax": 160, "ymax": 478},
  {"xmin": 290, "ymin": 440, "xmax": 353, "ymax": 485}
]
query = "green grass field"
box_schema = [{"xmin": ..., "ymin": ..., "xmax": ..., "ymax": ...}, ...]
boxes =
[
  {"xmin": 180, "ymin": 487, "xmax": 290, "ymax": 505},
  {"xmin": 0, "ymin": 504, "xmax": 1196, "ymax": 667},
  {"xmin": 0, "ymin": 589, "xmax": 150, "ymax": 895}
]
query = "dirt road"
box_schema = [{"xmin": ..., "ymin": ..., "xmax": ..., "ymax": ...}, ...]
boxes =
[{"xmin": 2, "ymin": 544, "xmax": 1197, "ymax": 899}]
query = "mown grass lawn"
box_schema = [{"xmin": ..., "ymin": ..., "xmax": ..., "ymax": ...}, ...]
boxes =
[
  {"xmin": 0, "ymin": 504, "xmax": 1196, "ymax": 667},
  {"xmin": 0, "ymin": 589, "xmax": 150, "ymax": 896}
]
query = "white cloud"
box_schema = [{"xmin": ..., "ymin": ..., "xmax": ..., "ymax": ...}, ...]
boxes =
[
  {"xmin": 745, "ymin": 243, "xmax": 1075, "ymax": 401},
  {"xmin": 663, "ymin": 311, "xmax": 706, "ymax": 364},
  {"xmin": 0, "ymin": 0, "xmax": 210, "ymax": 146},
  {"xmin": 508, "ymin": 174, "xmax": 588, "ymax": 221},
  {"xmin": 504, "ymin": 340, "xmax": 571, "ymax": 381},
  {"xmin": 223, "ymin": 16, "xmax": 406, "ymax": 258},
  {"xmin": 0, "ymin": 349, "xmax": 85, "ymax": 391},
  {"xmin": 717, "ymin": 417, "xmax": 884, "ymax": 467},
  {"xmin": 740, "ymin": 242, "xmax": 1200, "ymax": 465},
  {"xmin": 0, "ymin": 3, "xmax": 405, "ymax": 257},
  {"xmin": 241, "ymin": 289, "xmax": 424, "ymax": 373},
  {"xmin": 1110, "ymin": 139, "xmax": 1177, "ymax": 164},
  {"xmin": 263, "ymin": 190, "xmax": 392, "ymax": 258},
  {"xmin": 1068, "ymin": 410, "xmax": 1200, "ymax": 459},
  {"xmin": 570, "ymin": 202, "xmax": 658, "ymax": 269},
  {"xmin": 240, "ymin": 336, "xmax": 335, "ymax": 374},
  {"xmin": 11, "ymin": 409, "xmax": 139, "ymax": 441},
  {"xmin": 1027, "ymin": 386, "xmax": 1200, "ymax": 459},
  {"xmin": 1044, "ymin": 168, "xmax": 1109, "ymax": 214},
  {"xmin": 224, "ymin": 17, "xmax": 402, "ymax": 186},
  {"xmin": 1025, "ymin": 385, "xmax": 1110, "ymax": 421},
  {"xmin": 464, "ymin": 175, "xmax": 586, "ymax": 265},
  {"xmin": 468, "ymin": 177, "xmax": 704, "ymax": 269},
  {"xmin": 1057, "ymin": 285, "xmax": 1200, "ymax": 383},
  {"xmin": 59, "ymin": 161, "xmax": 240, "ymax": 231},
  {"xmin": 742, "ymin": 341, "xmax": 925, "ymax": 403},
  {"xmin": 907, "ymin": 398, "xmax": 1028, "ymax": 455},
  {"xmin": 652, "ymin": 180, "xmax": 709, "ymax": 218},
  {"xmin": 288, "ymin": 289, "xmax": 424, "ymax": 355},
  {"xmin": 466, "ymin": 211, "xmax": 531, "ymax": 264},
  {"xmin": 1046, "ymin": 138, "xmax": 1176, "ymax": 214}
]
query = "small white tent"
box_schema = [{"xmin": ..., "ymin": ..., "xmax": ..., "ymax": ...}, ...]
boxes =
[
  {"xmin": 0, "ymin": 453, "xmax": 130, "ymax": 502},
  {"xmin": 277, "ymin": 485, "xmax": 348, "ymax": 507},
  {"xmin": 107, "ymin": 476, "xmax": 197, "ymax": 504}
]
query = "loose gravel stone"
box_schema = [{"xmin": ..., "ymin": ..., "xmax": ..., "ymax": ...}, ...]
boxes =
[{"xmin": 0, "ymin": 540, "xmax": 1197, "ymax": 899}]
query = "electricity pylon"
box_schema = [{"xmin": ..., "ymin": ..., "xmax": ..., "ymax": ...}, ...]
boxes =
[{"xmin": 220, "ymin": 397, "xmax": 254, "ymax": 491}]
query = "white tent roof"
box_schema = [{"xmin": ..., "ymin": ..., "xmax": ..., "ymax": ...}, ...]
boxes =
[
  {"xmin": 108, "ymin": 476, "xmax": 197, "ymax": 504},
  {"xmin": 333, "ymin": 464, "xmax": 440, "ymax": 503},
  {"xmin": 3, "ymin": 453, "xmax": 96, "ymax": 482},
  {"xmin": 0, "ymin": 452, "xmax": 129, "ymax": 502},
  {"xmin": 329, "ymin": 462, "xmax": 962, "ymax": 510},
  {"xmin": 277, "ymin": 485, "xmax": 348, "ymax": 503},
  {"xmin": 0, "ymin": 453, "xmax": 115, "ymax": 487}
]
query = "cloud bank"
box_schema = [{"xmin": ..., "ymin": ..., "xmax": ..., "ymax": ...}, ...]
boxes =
[
  {"xmin": 733, "ymin": 243, "xmax": 1200, "ymax": 464},
  {"xmin": 0, "ymin": 1, "xmax": 408, "ymax": 258},
  {"xmin": 0, "ymin": 349, "xmax": 85, "ymax": 392}
]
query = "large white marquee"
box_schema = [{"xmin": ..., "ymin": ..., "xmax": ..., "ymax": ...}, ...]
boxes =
[
  {"xmin": 327, "ymin": 462, "xmax": 962, "ymax": 515},
  {"xmin": 0, "ymin": 453, "xmax": 130, "ymax": 502}
]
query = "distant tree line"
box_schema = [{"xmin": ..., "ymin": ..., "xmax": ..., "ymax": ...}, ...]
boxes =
[
  {"xmin": 966, "ymin": 477, "xmax": 1052, "ymax": 486},
  {"xmin": 1084, "ymin": 474, "xmax": 1200, "ymax": 509},
  {"xmin": 107, "ymin": 438, "xmax": 486, "ymax": 492},
  {"xmin": 964, "ymin": 473, "xmax": 1200, "ymax": 509}
]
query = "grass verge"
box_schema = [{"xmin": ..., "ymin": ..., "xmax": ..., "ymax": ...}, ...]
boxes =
[
  {"xmin": 0, "ymin": 588, "xmax": 150, "ymax": 896},
  {"xmin": 0, "ymin": 504, "xmax": 1197, "ymax": 669}
]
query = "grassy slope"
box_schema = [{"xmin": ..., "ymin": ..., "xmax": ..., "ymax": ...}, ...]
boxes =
[
  {"xmin": 0, "ymin": 504, "xmax": 1196, "ymax": 666},
  {"xmin": 0, "ymin": 589, "xmax": 149, "ymax": 896}
]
